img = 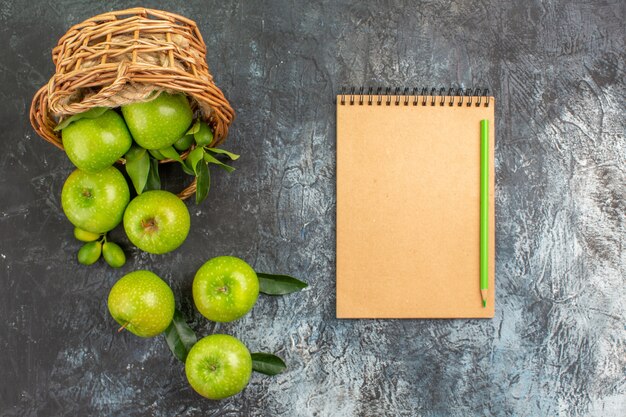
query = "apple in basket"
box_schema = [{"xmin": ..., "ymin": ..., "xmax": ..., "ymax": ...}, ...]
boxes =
[
  {"xmin": 60, "ymin": 109, "xmax": 132, "ymax": 173},
  {"xmin": 121, "ymin": 92, "xmax": 193, "ymax": 150}
]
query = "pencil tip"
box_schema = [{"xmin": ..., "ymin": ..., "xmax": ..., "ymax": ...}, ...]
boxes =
[{"xmin": 482, "ymin": 300, "xmax": 487, "ymax": 308}]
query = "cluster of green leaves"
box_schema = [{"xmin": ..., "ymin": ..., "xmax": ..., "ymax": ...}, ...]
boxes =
[
  {"xmin": 124, "ymin": 121, "xmax": 239, "ymax": 204},
  {"xmin": 164, "ymin": 272, "xmax": 308, "ymax": 375}
]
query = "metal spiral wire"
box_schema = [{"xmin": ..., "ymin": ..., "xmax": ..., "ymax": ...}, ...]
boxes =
[{"xmin": 339, "ymin": 86, "xmax": 490, "ymax": 107}]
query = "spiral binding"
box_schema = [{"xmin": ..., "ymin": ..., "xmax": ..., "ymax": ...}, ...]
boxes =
[{"xmin": 338, "ymin": 86, "xmax": 490, "ymax": 107}]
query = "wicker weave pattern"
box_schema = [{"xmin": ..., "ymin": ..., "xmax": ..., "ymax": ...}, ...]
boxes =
[{"xmin": 29, "ymin": 8, "xmax": 235, "ymax": 199}]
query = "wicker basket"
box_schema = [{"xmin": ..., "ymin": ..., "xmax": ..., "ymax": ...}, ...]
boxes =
[{"xmin": 29, "ymin": 8, "xmax": 235, "ymax": 199}]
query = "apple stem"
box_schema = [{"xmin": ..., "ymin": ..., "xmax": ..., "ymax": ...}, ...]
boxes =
[
  {"xmin": 117, "ymin": 321, "xmax": 129, "ymax": 333},
  {"xmin": 141, "ymin": 218, "xmax": 159, "ymax": 234}
]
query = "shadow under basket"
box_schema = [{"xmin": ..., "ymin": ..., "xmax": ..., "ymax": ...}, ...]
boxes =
[{"xmin": 29, "ymin": 7, "xmax": 235, "ymax": 200}]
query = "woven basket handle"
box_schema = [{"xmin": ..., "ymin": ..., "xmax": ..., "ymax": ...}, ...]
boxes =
[{"xmin": 47, "ymin": 62, "xmax": 132, "ymax": 115}]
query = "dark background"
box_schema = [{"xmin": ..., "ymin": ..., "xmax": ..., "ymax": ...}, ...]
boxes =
[{"xmin": 1, "ymin": 0, "xmax": 624, "ymax": 416}]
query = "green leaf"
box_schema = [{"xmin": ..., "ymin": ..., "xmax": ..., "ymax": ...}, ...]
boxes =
[
  {"xmin": 148, "ymin": 149, "xmax": 166, "ymax": 160},
  {"xmin": 54, "ymin": 107, "xmax": 109, "ymax": 131},
  {"xmin": 206, "ymin": 147, "xmax": 240, "ymax": 161},
  {"xmin": 251, "ymin": 353, "xmax": 287, "ymax": 376},
  {"xmin": 204, "ymin": 152, "xmax": 236, "ymax": 173},
  {"xmin": 257, "ymin": 273, "xmax": 308, "ymax": 295},
  {"xmin": 145, "ymin": 158, "xmax": 161, "ymax": 191},
  {"xmin": 195, "ymin": 161, "xmax": 210, "ymax": 204},
  {"xmin": 194, "ymin": 122, "xmax": 214, "ymax": 147},
  {"xmin": 159, "ymin": 145, "xmax": 193, "ymax": 175},
  {"xmin": 125, "ymin": 146, "xmax": 150, "ymax": 194},
  {"xmin": 180, "ymin": 159, "xmax": 196, "ymax": 176},
  {"xmin": 164, "ymin": 309, "xmax": 197, "ymax": 362},
  {"xmin": 186, "ymin": 121, "xmax": 201, "ymax": 135},
  {"xmin": 186, "ymin": 147, "xmax": 205, "ymax": 175},
  {"xmin": 158, "ymin": 146, "xmax": 184, "ymax": 163},
  {"xmin": 124, "ymin": 145, "xmax": 145, "ymax": 163}
]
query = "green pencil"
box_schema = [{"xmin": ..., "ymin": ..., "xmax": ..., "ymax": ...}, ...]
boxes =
[{"xmin": 480, "ymin": 119, "xmax": 489, "ymax": 307}]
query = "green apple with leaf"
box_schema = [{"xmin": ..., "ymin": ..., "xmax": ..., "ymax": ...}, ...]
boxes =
[
  {"xmin": 192, "ymin": 256, "xmax": 259, "ymax": 322},
  {"xmin": 108, "ymin": 270, "xmax": 175, "ymax": 337},
  {"xmin": 185, "ymin": 334, "xmax": 252, "ymax": 399},
  {"xmin": 178, "ymin": 122, "xmax": 241, "ymax": 204},
  {"xmin": 61, "ymin": 166, "xmax": 130, "ymax": 233},
  {"xmin": 59, "ymin": 108, "xmax": 132, "ymax": 173},
  {"xmin": 121, "ymin": 92, "xmax": 193, "ymax": 150},
  {"xmin": 123, "ymin": 190, "xmax": 190, "ymax": 254}
]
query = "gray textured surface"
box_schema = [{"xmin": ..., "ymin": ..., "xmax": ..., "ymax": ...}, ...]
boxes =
[{"xmin": 1, "ymin": 0, "xmax": 624, "ymax": 416}]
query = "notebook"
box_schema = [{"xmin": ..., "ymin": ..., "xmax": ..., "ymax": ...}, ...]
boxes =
[{"xmin": 336, "ymin": 87, "xmax": 495, "ymax": 318}]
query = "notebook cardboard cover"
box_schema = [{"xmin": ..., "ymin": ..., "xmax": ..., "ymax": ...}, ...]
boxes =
[{"xmin": 336, "ymin": 96, "xmax": 495, "ymax": 318}]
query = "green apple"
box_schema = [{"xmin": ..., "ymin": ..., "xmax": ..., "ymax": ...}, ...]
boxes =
[
  {"xmin": 121, "ymin": 93, "xmax": 193, "ymax": 149},
  {"xmin": 61, "ymin": 109, "xmax": 132, "ymax": 172},
  {"xmin": 61, "ymin": 167, "xmax": 130, "ymax": 233},
  {"xmin": 185, "ymin": 334, "xmax": 252, "ymax": 400},
  {"xmin": 123, "ymin": 190, "xmax": 190, "ymax": 254},
  {"xmin": 173, "ymin": 134, "xmax": 194, "ymax": 151},
  {"xmin": 192, "ymin": 256, "xmax": 259, "ymax": 322},
  {"xmin": 107, "ymin": 270, "xmax": 175, "ymax": 337}
]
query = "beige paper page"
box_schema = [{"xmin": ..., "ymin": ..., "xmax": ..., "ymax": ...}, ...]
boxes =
[{"xmin": 336, "ymin": 96, "xmax": 495, "ymax": 318}]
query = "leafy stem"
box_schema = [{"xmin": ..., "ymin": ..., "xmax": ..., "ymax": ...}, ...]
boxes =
[
  {"xmin": 179, "ymin": 121, "xmax": 240, "ymax": 203},
  {"xmin": 125, "ymin": 121, "xmax": 238, "ymax": 203},
  {"xmin": 180, "ymin": 124, "xmax": 239, "ymax": 204}
]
